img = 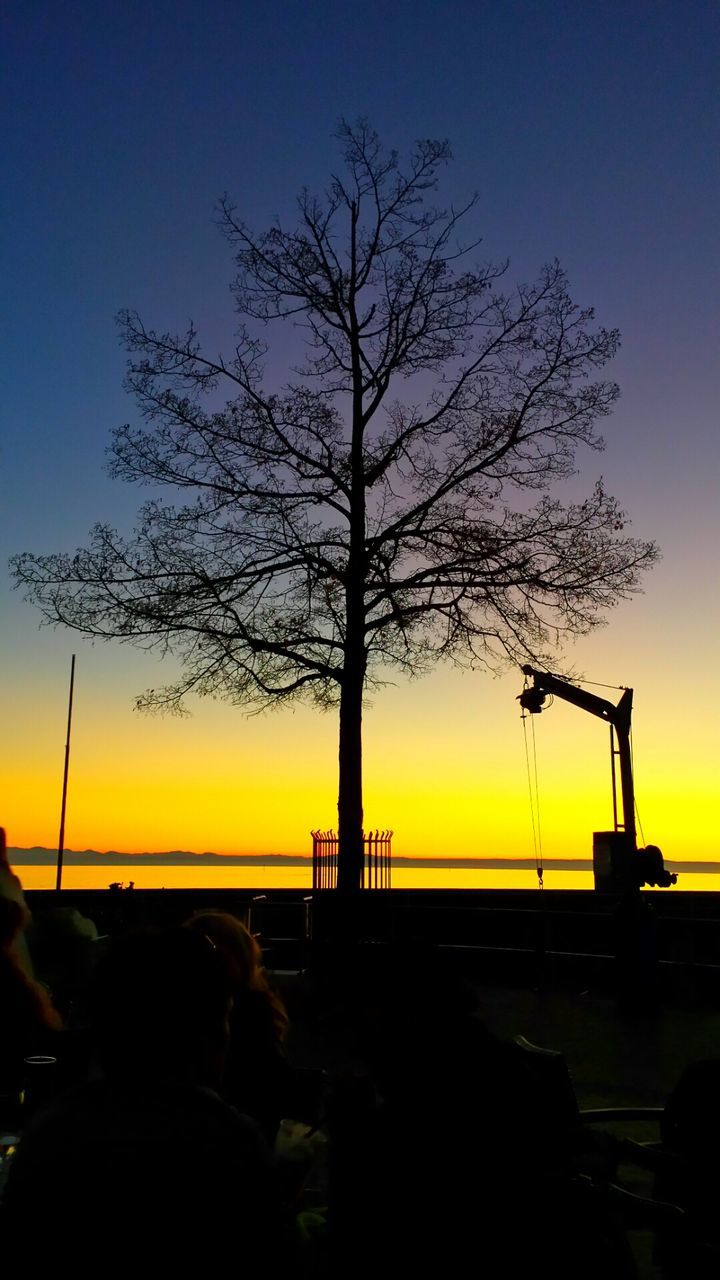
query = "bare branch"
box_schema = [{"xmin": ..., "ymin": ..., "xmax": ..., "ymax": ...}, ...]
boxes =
[{"xmin": 11, "ymin": 120, "xmax": 657, "ymax": 884}]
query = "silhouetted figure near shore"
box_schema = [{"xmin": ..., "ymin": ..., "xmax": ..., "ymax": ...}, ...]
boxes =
[
  {"xmin": 184, "ymin": 911, "xmax": 302, "ymax": 1140},
  {"xmin": 2, "ymin": 928, "xmax": 280, "ymax": 1267}
]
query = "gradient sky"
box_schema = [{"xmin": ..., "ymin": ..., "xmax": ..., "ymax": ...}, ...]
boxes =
[{"xmin": 2, "ymin": 1, "xmax": 718, "ymax": 863}]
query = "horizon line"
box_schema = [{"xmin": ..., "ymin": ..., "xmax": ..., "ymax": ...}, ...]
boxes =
[{"xmin": 8, "ymin": 846, "xmax": 718, "ymax": 872}]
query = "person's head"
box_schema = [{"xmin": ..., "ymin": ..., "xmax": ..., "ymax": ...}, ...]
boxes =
[
  {"xmin": 90, "ymin": 927, "xmax": 231, "ymax": 1088},
  {"xmin": 27, "ymin": 908, "xmax": 98, "ymax": 1011},
  {"xmin": 185, "ymin": 912, "xmax": 262, "ymax": 989},
  {"xmin": 184, "ymin": 911, "xmax": 288, "ymax": 1040}
]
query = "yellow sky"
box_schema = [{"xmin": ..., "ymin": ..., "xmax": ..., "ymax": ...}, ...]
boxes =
[{"xmin": 3, "ymin": 574, "xmax": 719, "ymax": 863}]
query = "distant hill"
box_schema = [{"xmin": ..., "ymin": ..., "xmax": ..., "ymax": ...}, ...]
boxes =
[
  {"xmin": 8, "ymin": 847, "xmax": 310, "ymax": 866},
  {"xmin": 9, "ymin": 846, "xmax": 587, "ymax": 869},
  {"xmin": 8, "ymin": 847, "xmax": 718, "ymax": 873}
]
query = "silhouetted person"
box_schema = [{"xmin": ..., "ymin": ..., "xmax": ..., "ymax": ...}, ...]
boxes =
[
  {"xmin": 184, "ymin": 911, "xmax": 301, "ymax": 1140},
  {"xmin": 654, "ymin": 1058, "xmax": 720, "ymax": 1275},
  {"xmin": 26, "ymin": 904, "xmax": 99, "ymax": 1022},
  {"xmin": 0, "ymin": 827, "xmax": 34, "ymax": 979},
  {"xmin": 0, "ymin": 841, "xmax": 63, "ymax": 1092},
  {"xmin": 2, "ymin": 928, "xmax": 280, "ymax": 1267},
  {"xmin": 326, "ymin": 943, "xmax": 635, "ymax": 1278}
]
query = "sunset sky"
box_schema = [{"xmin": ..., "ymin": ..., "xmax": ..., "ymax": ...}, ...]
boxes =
[{"xmin": 2, "ymin": 2, "xmax": 718, "ymax": 867}]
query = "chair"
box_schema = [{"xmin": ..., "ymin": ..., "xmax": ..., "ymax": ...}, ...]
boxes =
[
  {"xmin": 581, "ymin": 1059, "xmax": 720, "ymax": 1278},
  {"xmin": 512, "ymin": 1035, "xmax": 695, "ymax": 1276}
]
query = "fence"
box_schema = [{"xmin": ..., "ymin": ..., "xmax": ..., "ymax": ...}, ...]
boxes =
[{"xmin": 311, "ymin": 829, "xmax": 393, "ymax": 889}]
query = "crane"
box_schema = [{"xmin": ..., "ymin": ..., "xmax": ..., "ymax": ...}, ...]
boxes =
[{"xmin": 517, "ymin": 665, "xmax": 676, "ymax": 891}]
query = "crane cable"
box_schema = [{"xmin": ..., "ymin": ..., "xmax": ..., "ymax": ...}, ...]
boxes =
[
  {"xmin": 629, "ymin": 725, "xmax": 647, "ymax": 847},
  {"xmin": 521, "ymin": 706, "xmax": 544, "ymax": 889}
]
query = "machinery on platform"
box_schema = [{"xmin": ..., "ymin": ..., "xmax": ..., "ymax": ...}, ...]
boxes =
[{"xmin": 517, "ymin": 665, "xmax": 676, "ymax": 893}]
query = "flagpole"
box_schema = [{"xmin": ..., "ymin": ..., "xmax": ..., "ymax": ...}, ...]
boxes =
[{"xmin": 56, "ymin": 654, "xmax": 76, "ymax": 892}]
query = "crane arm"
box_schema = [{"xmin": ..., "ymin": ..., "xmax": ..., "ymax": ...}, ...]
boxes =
[
  {"xmin": 517, "ymin": 666, "xmax": 676, "ymax": 890},
  {"xmin": 519, "ymin": 665, "xmax": 632, "ymax": 731},
  {"xmin": 518, "ymin": 664, "xmax": 636, "ymax": 850}
]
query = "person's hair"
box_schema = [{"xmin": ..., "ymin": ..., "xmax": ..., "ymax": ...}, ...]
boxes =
[
  {"xmin": 90, "ymin": 927, "xmax": 231, "ymax": 1079},
  {"xmin": 184, "ymin": 912, "xmax": 288, "ymax": 1041}
]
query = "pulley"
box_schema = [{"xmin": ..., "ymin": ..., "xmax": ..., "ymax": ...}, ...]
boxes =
[{"xmin": 517, "ymin": 687, "xmax": 546, "ymax": 715}]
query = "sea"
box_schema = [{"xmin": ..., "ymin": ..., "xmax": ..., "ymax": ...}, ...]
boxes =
[{"xmin": 14, "ymin": 861, "xmax": 720, "ymax": 893}]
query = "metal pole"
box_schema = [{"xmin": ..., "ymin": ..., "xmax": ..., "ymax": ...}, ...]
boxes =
[
  {"xmin": 610, "ymin": 725, "xmax": 619, "ymax": 832},
  {"xmin": 56, "ymin": 654, "xmax": 76, "ymax": 892}
]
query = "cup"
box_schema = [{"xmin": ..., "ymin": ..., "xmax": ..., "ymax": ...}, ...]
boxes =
[{"xmin": 22, "ymin": 1055, "xmax": 58, "ymax": 1118}]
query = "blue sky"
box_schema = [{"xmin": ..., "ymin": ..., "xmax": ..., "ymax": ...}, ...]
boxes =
[{"xmin": 2, "ymin": 1, "xmax": 718, "ymax": 860}]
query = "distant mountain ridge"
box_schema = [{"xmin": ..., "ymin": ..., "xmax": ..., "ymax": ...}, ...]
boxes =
[
  {"xmin": 8, "ymin": 847, "xmax": 717, "ymax": 873},
  {"xmin": 9, "ymin": 847, "xmax": 310, "ymax": 866}
]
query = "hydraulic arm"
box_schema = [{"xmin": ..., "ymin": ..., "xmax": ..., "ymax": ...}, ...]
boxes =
[
  {"xmin": 517, "ymin": 664, "xmax": 676, "ymax": 891},
  {"xmin": 518, "ymin": 664, "xmax": 636, "ymax": 850}
]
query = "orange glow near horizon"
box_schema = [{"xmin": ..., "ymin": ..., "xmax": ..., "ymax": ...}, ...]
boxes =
[{"xmin": 3, "ymin": 608, "xmax": 719, "ymax": 868}]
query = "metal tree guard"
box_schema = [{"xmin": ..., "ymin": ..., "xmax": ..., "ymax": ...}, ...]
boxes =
[{"xmin": 311, "ymin": 829, "xmax": 393, "ymax": 889}]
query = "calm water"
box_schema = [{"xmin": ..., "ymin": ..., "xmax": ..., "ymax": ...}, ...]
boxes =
[{"xmin": 16, "ymin": 863, "xmax": 719, "ymax": 892}]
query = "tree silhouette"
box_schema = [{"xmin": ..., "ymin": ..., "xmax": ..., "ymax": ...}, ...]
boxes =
[{"xmin": 12, "ymin": 121, "xmax": 657, "ymax": 890}]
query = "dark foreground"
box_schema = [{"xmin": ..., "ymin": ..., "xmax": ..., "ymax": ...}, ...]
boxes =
[{"xmin": 17, "ymin": 886, "xmax": 720, "ymax": 1277}]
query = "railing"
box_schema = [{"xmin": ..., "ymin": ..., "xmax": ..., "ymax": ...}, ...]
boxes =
[{"xmin": 311, "ymin": 829, "xmax": 393, "ymax": 889}]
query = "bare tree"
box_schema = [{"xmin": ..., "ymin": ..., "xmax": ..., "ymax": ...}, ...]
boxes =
[{"xmin": 12, "ymin": 121, "xmax": 657, "ymax": 890}]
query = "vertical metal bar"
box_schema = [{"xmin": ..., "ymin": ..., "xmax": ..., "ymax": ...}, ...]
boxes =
[
  {"xmin": 375, "ymin": 831, "xmax": 378, "ymax": 888},
  {"xmin": 374, "ymin": 830, "xmax": 377, "ymax": 889},
  {"xmin": 56, "ymin": 654, "xmax": 76, "ymax": 892},
  {"xmin": 610, "ymin": 725, "xmax": 620, "ymax": 831}
]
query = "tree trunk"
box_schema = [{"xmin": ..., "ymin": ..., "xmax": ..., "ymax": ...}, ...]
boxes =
[
  {"xmin": 336, "ymin": 196, "xmax": 367, "ymax": 894},
  {"xmin": 336, "ymin": 639, "xmax": 366, "ymax": 892}
]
